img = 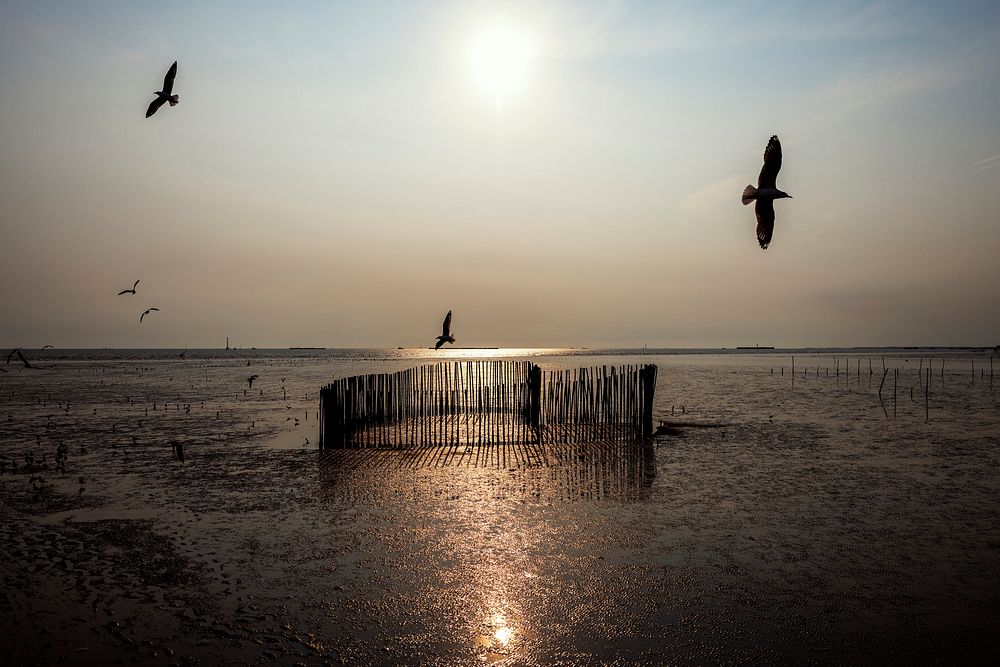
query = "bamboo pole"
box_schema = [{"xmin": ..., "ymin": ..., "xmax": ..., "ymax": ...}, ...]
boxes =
[
  {"xmin": 925, "ymin": 367, "xmax": 930, "ymax": 421},
  {"xmin": 878, "ymin": 368, "xmax": 889, "ymax": 418}
]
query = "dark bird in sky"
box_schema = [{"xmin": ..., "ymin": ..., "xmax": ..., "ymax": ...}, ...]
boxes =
[
  {"xmin": 145, "ymin": 61, "xmax": 179, "ymax": 118},
  {"xmin": 434, "ymin": 311, "xmax": 456, "ymax": 350},
  {"xmin": 139, "ymin": 307, "xmax": 159, "ymax": 323},
  {"xmin": 118, "ymin": 280, "xmax": 140, "ymax": 295},
  {"xmin": 742, "ymin": 135, "xmax": 792, "ymax": 249},
  {"xmin": 247, "ymin": 375, "xmax": 259, "ymax": 389}
]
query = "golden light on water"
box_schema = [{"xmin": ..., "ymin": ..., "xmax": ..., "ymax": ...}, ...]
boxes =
[
  {"xmin": 466, "ymin": 23, "xmax": 536, "ymax": 109},
  {"xmin": 491, "ymin": 612, "xmax": 513, "ymax": 646}
]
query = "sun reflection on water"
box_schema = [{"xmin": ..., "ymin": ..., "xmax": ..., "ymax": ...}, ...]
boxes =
[{"xmin": 491, "ymin": 612, "xmax": 513, "ymax": 646}]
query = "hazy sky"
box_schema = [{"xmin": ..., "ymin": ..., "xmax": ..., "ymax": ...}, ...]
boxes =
[{"xmin": 2, "ymin": 0, "xmax": 999, "ymax": 348}]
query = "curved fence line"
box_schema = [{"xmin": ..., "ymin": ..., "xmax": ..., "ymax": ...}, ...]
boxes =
[{"xmin": 319, "ymin": 361, "xmax": 656, "ymax": 448}]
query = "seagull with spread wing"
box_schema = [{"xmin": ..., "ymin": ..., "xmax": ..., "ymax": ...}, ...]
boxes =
[
  {"xmin": 146, "ymin": 61, "xmax": 179, "ymax": 118},
  {"xmin": 118, "ymin": 280, "xmax": 140, "ymax": 296},
  {"xmin": 139, "ymin": 307, "xmax": 159, "ymax": 323},
  {"xmin": 742, "ymin": 135, "xmax": 792, "ymax": 249},
  {"xmin": 434, "ymin": 311, "xmax": 456, "ymax": 350}
]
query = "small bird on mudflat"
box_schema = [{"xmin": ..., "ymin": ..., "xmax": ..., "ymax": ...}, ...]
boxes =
[
  {"xmin": 247, "ymin": 375, "xmax": 259, "ymax": 389},
  {"xmin": 742, "ymin": 135, "xmax": 792, "ymax": 249},
  {"xmin": 146, "ymin": 61, "xmax": 179, "ymax": 118},
  {"xmin": 435, "ymin": 311, "xmax": 455, "ymax": 350}
]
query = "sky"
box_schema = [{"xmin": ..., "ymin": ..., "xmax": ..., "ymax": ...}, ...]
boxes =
[{"xmin": 1, "ymin": 0, "xmax": 999, "ymax": 349}]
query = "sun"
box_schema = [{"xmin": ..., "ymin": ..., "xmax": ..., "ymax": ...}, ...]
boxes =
[{"xmin": 467, "ymin": 24, "xmax": 536, "ymax": 108}]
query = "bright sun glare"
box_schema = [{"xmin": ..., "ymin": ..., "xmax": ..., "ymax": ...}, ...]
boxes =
[{"xmin": 467, "ymin": 24, "xmax": 536, "ymax": 107}]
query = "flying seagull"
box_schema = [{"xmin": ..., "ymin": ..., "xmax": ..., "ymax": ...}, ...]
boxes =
[
  {"xmin": 145, "ymin": 61, "xmax": 179, "ymax": 118},
  {"xmin": 742, "ymin": 135, "xmax": 792, "ymax": 249},
  {"xmin": 434, "ymin": 311, "xmax": 456, "ymax": 350},
  {"xmin": 139, "ymin": 307, "xmax": 159, "ymax": 323},
  {"xmin": 118, "ymin": 280, "xmax": 140, "ymax": 296},
  {"xmin": 247, "ymin": 374, "xmax": 259, "ymax": 389}
]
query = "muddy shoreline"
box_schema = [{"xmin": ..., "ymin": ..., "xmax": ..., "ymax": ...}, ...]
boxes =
[{"xmin": 3, "ymin": 353, "xmax": 1000, "ymax": 664}]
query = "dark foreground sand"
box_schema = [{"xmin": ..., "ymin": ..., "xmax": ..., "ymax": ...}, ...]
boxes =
[{"xmin": 2, "ymin": 351, "xmax": 999, "ymax": 665}]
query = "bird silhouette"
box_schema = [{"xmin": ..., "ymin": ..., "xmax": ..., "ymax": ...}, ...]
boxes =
[
  {"xmin": 247, "ymin": 374, "xmax": 259, "ymax": 389},
  {"xmin": 40, "ymin": 345, "xmax": 54, "ymax": 351},
  {"xmin": 146, "ymin": 61, "xmax": 179, "ymax": 118},
  {"xmin": 139, "ymin": 307, "xmax": 159, "ymax": 323},
  {"xmin": 741, "ymin": 135, "xmax": 792, "ymax": 249},
  {"xmin": 435, "ymin": 311, "xmax": 456, "ymax": 350},
  {"xmin": 118, "ymin": 280, "xmax": 140, "ymax": 295}
]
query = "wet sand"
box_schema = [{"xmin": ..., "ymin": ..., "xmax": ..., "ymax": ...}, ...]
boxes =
[{"xmin": 2, "ymin": 350, "xmax": 999, "ymax": 665}]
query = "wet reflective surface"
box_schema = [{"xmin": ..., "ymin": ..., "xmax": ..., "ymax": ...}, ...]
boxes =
[{"xmin": 2, "ymin": 349, "xmax": 999, "ymax": 664}]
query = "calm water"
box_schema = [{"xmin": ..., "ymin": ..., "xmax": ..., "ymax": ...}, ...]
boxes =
[{"xmin": 2, "ymin": 348, "xmax": 999, "ymax": 664}]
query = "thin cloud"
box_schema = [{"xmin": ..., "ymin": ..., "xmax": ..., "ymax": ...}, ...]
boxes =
[
  {"xmin": 679, "ymin": 174, "xmax": 746, "ymax": 214},
  {"xmin": 968, "ymin": 154, "xmax": 1000, "ymax": 171}
]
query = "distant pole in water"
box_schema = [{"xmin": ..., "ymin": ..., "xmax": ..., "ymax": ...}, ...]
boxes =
[
  {"xmin": 918, "ymin": 358, "xmax": 923, "ymax": 386},
  {"xmin": 925, "ymin": 367, "xmax": 930, "ymax": 421},
  {"xmin": 226, "ymin": 337, "xmax": 229, "ymax": 350},
  {"xmin": 893, "ymin": 369, "xmax": 897, "ymax": 419},
  {"xmin": 878, "ymin": 368, "xmax": 889, "ymax": 418}
]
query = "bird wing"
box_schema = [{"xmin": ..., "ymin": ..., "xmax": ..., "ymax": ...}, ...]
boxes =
[
  {"xmin": 146, "ymin": 96, "xmax": 166, "ymax": 118},
  {"xmin": 757, "ymin": 135, "xmax": 782, "ymax": 189},
  {"xmin": 755, "ymin": 199, "xmax": 775, "ymax": 249},
  {"xmin": 162, "ymin": 61, "xmax": 177, "ymax": 95},
  {"xmin": 435, "ymin": 339, "xmax": 445, "ymax": 350},
  {"xmin": 133, "ymin": 279, "xmax": 140, "ymax": 290},
  {"xmin": 149, "ymin": 307, "xmax": 159, "ymax": 312},
  {"xmin": 118, "ymin": 288, "xmax": 132, "ymax": 295},
  {"xmin": 441, "ymin": 310, "xmax": 452, "ymax": 337}
]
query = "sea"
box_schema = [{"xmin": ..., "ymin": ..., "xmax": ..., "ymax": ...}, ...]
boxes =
[{"xmin": 1, "ymin": 347, "xmax": 998, "ymax": 664}]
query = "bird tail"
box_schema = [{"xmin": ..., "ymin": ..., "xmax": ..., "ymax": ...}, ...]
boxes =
[
  {"xmin": 741, "ymin": 185, "xmax": 757, "ymax": 205},
  {"xmin": 168, "ymin": 95, "xmax": 179, "ymax": 106}
]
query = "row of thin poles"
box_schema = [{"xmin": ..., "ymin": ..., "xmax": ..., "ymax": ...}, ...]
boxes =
[
  {"xmin": 777, "ymin": 356, "xmax": 995, "ymax": 390},
  {"xmin": 320, "ymin": 361, "xmax": 654, "ymax": 448},
  {"xmin": 538, "ymin": 365, "xmax": 647, "ymax": 444},
  {"xmin": 322, "ymin": 360, "xmax": 533, "ymax": 448},
  {"xmin": 772, "ymin": 355, "xmax": 997, "ymax": 423}
]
